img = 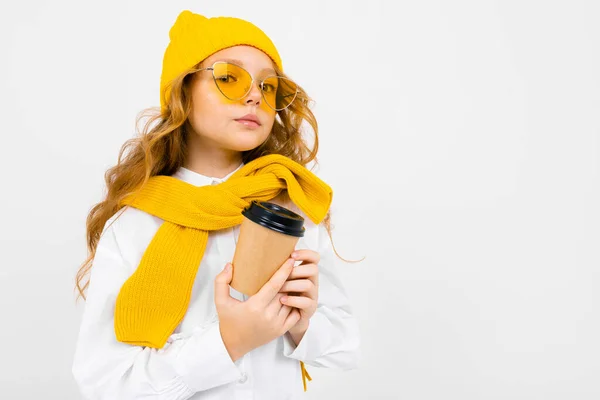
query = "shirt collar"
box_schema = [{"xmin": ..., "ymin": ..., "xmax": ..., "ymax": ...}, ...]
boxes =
[{"xmin": 171, "ymin": 162, "xmax": 245, "ymax": 187}]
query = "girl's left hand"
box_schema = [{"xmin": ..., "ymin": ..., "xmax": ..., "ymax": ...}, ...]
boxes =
[{"xmin": 279, "ymin": 249, "xmax": 320, "ymax": 335}]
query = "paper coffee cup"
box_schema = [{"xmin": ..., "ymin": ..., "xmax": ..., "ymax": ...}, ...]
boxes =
[{"xmin": 231, "ymin": 200, "xmax": 305, "ymax": 296}]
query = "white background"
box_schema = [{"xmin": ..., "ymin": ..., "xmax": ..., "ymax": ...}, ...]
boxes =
[{"xmin": 1, "ymin": 0, "xmax": 599, "ymax": 399}]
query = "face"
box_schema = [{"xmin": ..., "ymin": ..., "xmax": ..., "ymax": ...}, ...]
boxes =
[{"xmin": 186, "ymin": 45, "xmax": 278, "ymax": 153}]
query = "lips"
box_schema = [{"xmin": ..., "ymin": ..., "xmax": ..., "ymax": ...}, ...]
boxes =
[
  {"xmin": 235, "ymin": 113, "xmax": 261, "ymax": 126},
  {"xmin": 235, "ymin": 119, "xmax": 261, "ymax": 128}
]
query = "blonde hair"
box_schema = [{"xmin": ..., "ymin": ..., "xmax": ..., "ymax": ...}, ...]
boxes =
[{"xmin": 75, "ymin": 60, "xmax": 363, "ymax": 302}]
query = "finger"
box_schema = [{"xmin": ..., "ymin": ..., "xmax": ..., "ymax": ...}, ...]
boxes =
[
  {"xmin": 267, "ymin": 292, "xmax": 286, "ymax": 313},
  {"xmin": 282, "ymin": 308, "xmax": 301, "ymax": 332},
  {"xmin": 291, "ymin": 249, "xmax": 320, "ymax": 265},
  {"xmin": 214, "ymin": 263, "xmax": 240, "ymax": 307},
  {"xmin": 288, "ymin": 264, "xmax": 319, "ymax": 282},
  {"xmin": 280, "ymin": 295, "xmax": 314, "ymax": 310},
  {"xmin": 278, "ymin": 304, "xmax": 293, "ymax": 318},
  {"xmin": 279, "ymin": 279, "xmax": 314, "ymax": 295},
  {"xmin": 253, "ymin": 258, "xmax": 295, "ymax": 306},
  {"xmin": 280, "ymin": 287, "xmax": 317, "ymax": 302},
  {"xmin": 265, "ymin": 293, "xmax": 291, "ymax": 316}
]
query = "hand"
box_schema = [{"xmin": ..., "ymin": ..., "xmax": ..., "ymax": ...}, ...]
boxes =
[
  {"xmin": 214, "ymin": 258, "xmax": 301, "ymax": 362},
  {"xmin": 279, "ymin": 249, "xmax": 320, "ymax": 340}
]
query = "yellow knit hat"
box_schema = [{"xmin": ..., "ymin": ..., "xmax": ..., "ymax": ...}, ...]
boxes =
[{"xmin": 160, "ymin": 10, "xmax": 284, "ymax": 113}]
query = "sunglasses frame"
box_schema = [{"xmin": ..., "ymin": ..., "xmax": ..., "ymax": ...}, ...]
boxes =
[{"xmin": 189, "ymin": 61, "xmax": 299, "ymax": 111}]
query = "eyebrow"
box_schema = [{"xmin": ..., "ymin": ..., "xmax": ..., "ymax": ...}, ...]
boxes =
[{"xmin": 217, "ymin": 58, "xmax": 276, "ymax": 74}]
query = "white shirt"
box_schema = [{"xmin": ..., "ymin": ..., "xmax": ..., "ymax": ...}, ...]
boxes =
[{"xmin": 72, "ymin": 163, "xmax": 361, "ymax": 400}]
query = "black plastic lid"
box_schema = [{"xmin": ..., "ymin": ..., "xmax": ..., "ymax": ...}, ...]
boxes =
[{"xmin": 241, "ymin": 200, "xmax": 305, "ymax": 237}]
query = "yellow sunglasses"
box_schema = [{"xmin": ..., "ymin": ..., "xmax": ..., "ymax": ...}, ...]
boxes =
[{"xmin": 191, "ymin": 61, "xmax": 299, "ymax": 111}]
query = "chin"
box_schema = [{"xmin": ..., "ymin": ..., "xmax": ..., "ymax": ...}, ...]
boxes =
[
  {"xmin": 228, "ymin": 144, "xmax": 259, "ymax": 153},
  {"xmin": 225, "ymin": 139, "xmax": 263, "ymax": 153},
  {"xmin": 228, "ymin": 131, "xmax": 268, "ymax": 151}
]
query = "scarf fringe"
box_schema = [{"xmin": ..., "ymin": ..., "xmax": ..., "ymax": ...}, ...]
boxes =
[{"xmin": 301, "ymin": 361, "xmax": 312, "ymax": 391}]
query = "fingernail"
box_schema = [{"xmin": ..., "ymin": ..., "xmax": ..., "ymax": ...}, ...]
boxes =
[
  {"xmin": 225, "ymin": 263, "xmax": 232, "ymax": 271},
  {"xmin": 291, "ymin": 252, "xmax": 298, "ymax": 258},
  {"xmin": 281, "ymin": 296, "xmax": 288, "ymax": 302}
]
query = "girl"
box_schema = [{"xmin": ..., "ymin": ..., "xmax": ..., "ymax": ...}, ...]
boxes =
[{"xmin": 72, "ymin": 10, "xmax": 361, "ymax": 400}]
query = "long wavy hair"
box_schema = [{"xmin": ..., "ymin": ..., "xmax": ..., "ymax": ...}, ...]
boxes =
[{"xmin": 75, "ymin": 58, "xmax": 364, "ymax": 302}]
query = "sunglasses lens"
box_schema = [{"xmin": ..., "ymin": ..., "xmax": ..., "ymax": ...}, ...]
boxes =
[
  {"xmin": 263, "ymin": 76, "xmax": 298, "ymax": 111},
  {"xmin": 212, "ymin": 62, "xmax": 252, "ymax": 99},
  {"xmin": 212, "ymin": 62, "xmax": 298, "ymax": 110}
]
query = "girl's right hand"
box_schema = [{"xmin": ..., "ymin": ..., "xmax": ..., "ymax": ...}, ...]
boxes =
[{"xmin": 214, "ymin": 258, "xmax": 301, "ymax": 361}]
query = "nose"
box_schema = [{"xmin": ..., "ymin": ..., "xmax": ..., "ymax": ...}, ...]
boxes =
[{"xmin": 243, "ymin": 81, "xmax": 262, "ymax": 106}]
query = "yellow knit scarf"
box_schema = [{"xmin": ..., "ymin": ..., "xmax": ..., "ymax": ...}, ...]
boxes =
[{"xmin": 113, "ymin": 154, "xmax": 332, "ymax": 391}]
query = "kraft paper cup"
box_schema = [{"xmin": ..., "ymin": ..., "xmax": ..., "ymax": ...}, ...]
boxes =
[{"xmin": 231, "ymin": 200, "xmax": 305, "ymax": 296}]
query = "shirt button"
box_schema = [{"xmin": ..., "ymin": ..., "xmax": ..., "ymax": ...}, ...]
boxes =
[{"xmin": 239, "ymin": 373, "xmax": 248, "ymax": 383}]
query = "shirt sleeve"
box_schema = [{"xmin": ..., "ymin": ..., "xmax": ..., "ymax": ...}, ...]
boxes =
[
  {"xmin": 282, "ymin": 220, "xmax": 361, "ymax": 370},
  {"xmin": 72, "ymin": 220, "xmax": 244, "ymax": 400}
]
